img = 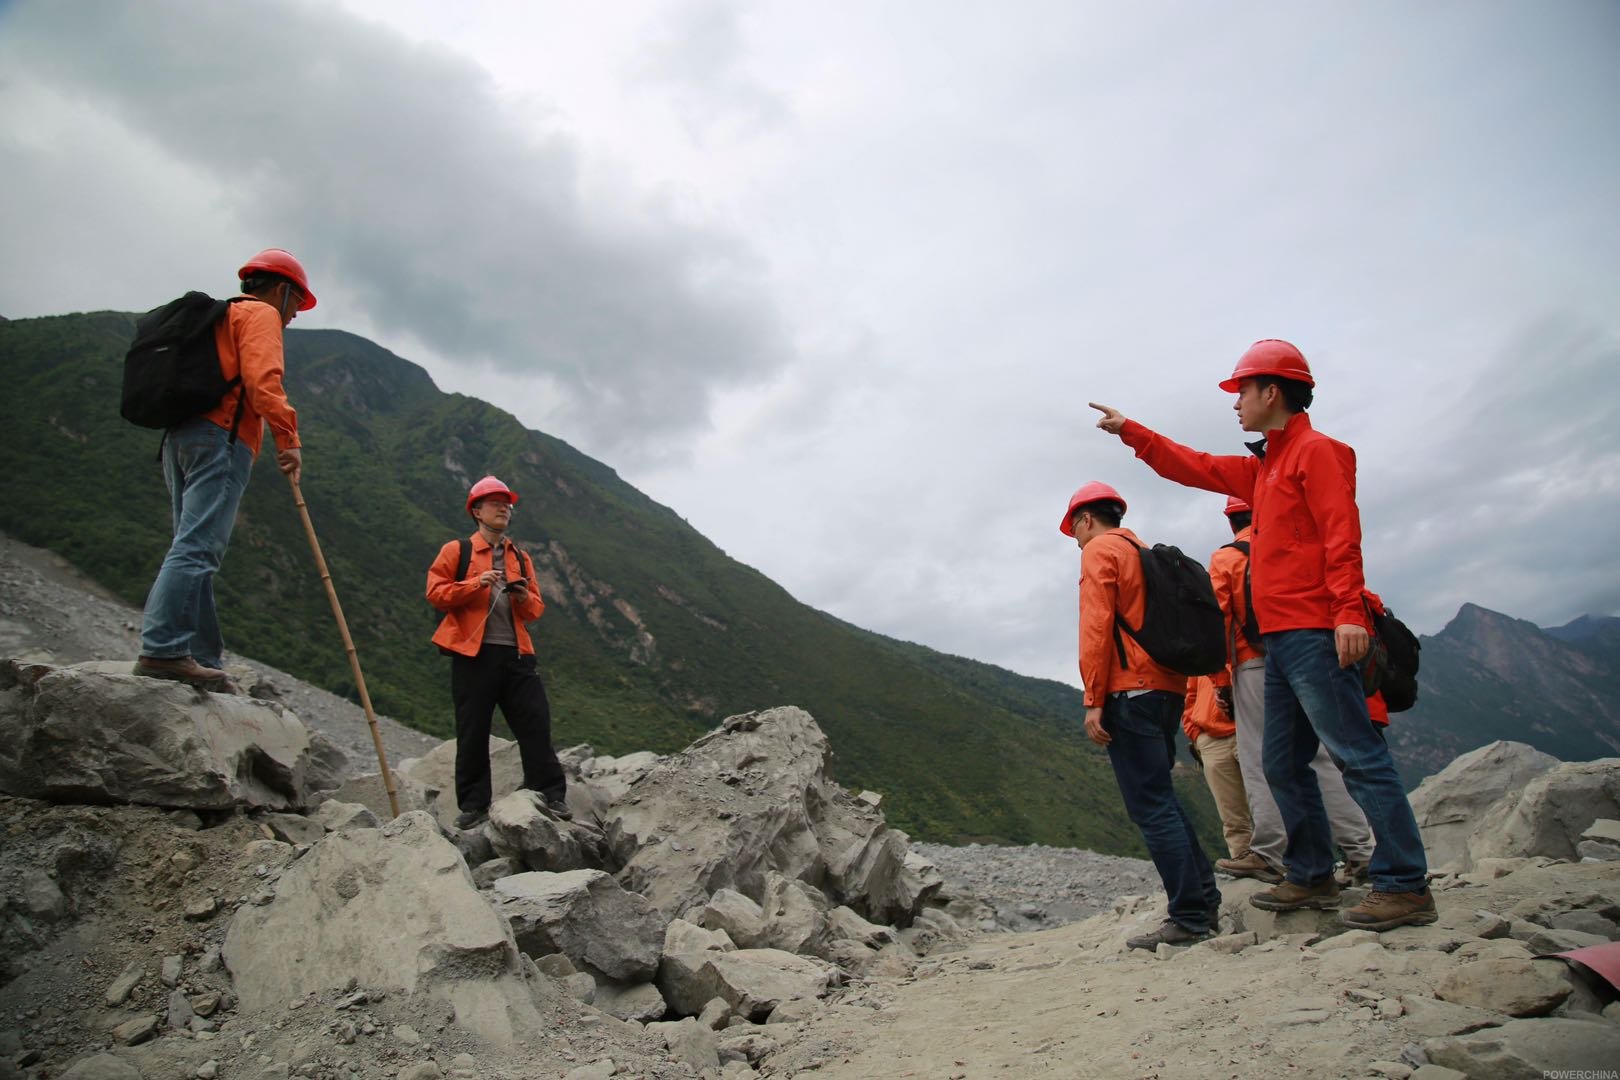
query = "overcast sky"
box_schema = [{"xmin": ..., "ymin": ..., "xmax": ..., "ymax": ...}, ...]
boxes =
[{"xmin": 3, "ymin": 1, "xmax": 1617, "ymax": 685}]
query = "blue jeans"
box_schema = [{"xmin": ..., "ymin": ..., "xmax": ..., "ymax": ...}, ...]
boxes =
[
  {"xmin": 1103, "ymin": 690, "xmax": 1221, "ymax": 932},
  {"xmin": 1261, "ymin": 629, "xmax": 1429, "ymax": 893},
  {"xmin": 139, "ymin": 419, "xmax": 254, "ymax": 668}
]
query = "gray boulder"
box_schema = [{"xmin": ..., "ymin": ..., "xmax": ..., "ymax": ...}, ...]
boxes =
[
  {"xmin": 602, "ymin": 707, "xmax": 935, "ymax": 925},
  {"xmin": 664, "ymin": 918, "xmax": 736, "ymax": 955},
  {"xmin": 490, "ymin": 869, "xmax": 665, "ymax": 981},
  {"xmin": 1466, "ymin": 759, "xmax": 1620, "ymax": 868},
  {"xmin": 485, "ymin": 790, "xmax": 607, "ymax": 872},
  {"xmin": 1424, "ymin": 1017, "xmax": 1620, "ymax": 1079},
  {"xmin": 312, "ymin": 800, "xmax": 378, "ymax": 831},
  {"xmin": 657, "ymin": 947, "xmax": 841, "ymax": 1020},
  {"xmin": 0, "ymin": 659, "xmax": 341, "ymax": 811},
  {"xmin": 646, "ymin": 1017, "xmax": 720, "ymax": 1073},
  {"xmin": 1433, "ymin": 958, "xmax": 1573, "ymax": 1017},
  {"xmin": 327, "ymin": 769, "xmax": 431, "ymax": 823},
  {"xmin": 1410, "ymin": 741, "xmax": 1560, "ymax": 870},
  {"xmin": 592, "ymin": 979, "xmax": 668, "ymax": 1023},
  {"xmin": 222, "ymin": 811, "xmax": 541, "ymax": 1045}
]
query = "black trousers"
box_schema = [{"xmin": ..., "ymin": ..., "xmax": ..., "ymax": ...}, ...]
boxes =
[{"xmin": 451, "ymin": 644, "xmax": 566, "ymax": 811}]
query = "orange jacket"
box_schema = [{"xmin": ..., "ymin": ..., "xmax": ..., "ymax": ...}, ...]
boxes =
[
  {"xmin": 1118, "ymin": 412, "xmax": 1369, "ymax": 634},
  {"xmin": 427, "ymin": 532, "xmax": 545, "ymax": 657},
  {"xmin": 1208, "ymin": 526, "xmax": 1265, "ymax": 685},
  {"xmin": 199, "ymin": 298, "xmax": 300, "ymax": 456},
  {"xmin": 1182, "ymin": 675, "xmax": 1236, "ymax": 742},
  {"xmin": 1079, "ymin": 528, "xmax": 1187, "ymax": 707}
]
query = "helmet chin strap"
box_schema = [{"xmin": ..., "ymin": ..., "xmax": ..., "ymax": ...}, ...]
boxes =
[{"xmin": 278, "ymin": 283, "xmax": 297, "ymax": 322}]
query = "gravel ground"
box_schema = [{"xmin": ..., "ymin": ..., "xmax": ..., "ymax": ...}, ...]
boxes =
[{"xmin": 914, "ymin": 841, "xmax": 1162, "ymax": 931}]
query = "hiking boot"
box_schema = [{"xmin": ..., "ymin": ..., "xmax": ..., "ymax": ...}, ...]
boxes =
[
  {"xmin": 133, "ymin": 656, "xmax": 230, "ymax": 689},
  {"xmin": 1339, "ymin": 888, "xmax": 1437, "ymax": 931},
  {"xmin": 1126, "ymin": 920, "xmax": 1213, "ymax": 951},
  {"xmin": 545, "ymin": 797, "xmax": 573, "ymax": 821},
  {"xmin": 454, "ymin": 808, "xmax": 489, "ymax": 831},
  {"xmin": 1216, "ymin": 850, "xmax": 1284, "ymax": 884},
  {"xmin": 1337, "ymin": 859, "xmax": 1371, "ymax": 887},
  {"xmin": 1248, "ymin": 877, "xmax": 1341, "ymax": 912}
]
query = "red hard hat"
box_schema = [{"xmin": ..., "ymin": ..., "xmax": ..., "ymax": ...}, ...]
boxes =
[
  {"xmin": 1059, "ymin": 481, "xmax": 1127, "ymax": 537},
  {"xmin": 1218, "ymin": 339, "xmax": 1313, "ymax": 392},
  {"xmin": 1224, "ymin": 496, "xmax": 1250, "ymax": 515},
  {"xmin": 238, "ymin": 248, "xmax": 317, "ymax": 311},
  {"xmin": 466, "ymin": 475, "xmax": 517, "ymax": 516}
]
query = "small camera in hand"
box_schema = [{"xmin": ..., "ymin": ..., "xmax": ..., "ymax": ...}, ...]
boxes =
[{"xmin": 503, "ymin": 579, "xmax": 527, "ymax": 593}]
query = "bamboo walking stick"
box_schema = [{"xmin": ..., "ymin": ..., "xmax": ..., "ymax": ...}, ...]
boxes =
[{"xmin": 288, "ymin": 476, "xmax": 401, "ymax": 818}]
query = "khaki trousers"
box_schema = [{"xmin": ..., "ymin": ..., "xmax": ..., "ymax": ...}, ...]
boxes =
[{"xmin": 1195, "ymin": 732, "xmax": 1252, "ymax": 859}]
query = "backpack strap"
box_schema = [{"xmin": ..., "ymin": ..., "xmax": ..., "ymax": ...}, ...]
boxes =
[
  {"xmin": 1105, "ymin": 533, "xmax": 1145, "ymax": 671},
  {"xmin": 455, "ymin": 537, "xmax": 473, "ymax": 581},
  {"xmin": 217, "ymin": 296, "xmax": 254, "ymax": 446}
]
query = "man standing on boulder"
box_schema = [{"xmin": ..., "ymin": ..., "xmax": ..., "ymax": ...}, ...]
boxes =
[
  {"xmin": 1089, "ymin": 340, "xmax": 1434, "ymax": 931},
  {"xmin": 427, "ymin": 476, "xmax": 568, "ymax": 831},
  {"xmin": 1207, "ymin": 496, "xmax": 1375, "ymax": 888},
  {"xmin": 134, "ymin": 249, "xmax": 311, "ymax": 691},
  {"xmin": 1061, "ymin": 481, "xmax": 1220, "ymax": 949}
]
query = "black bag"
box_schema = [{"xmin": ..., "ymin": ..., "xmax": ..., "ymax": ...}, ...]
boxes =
[
  {"xmin": 1363, "ymin": 599, "xmax": 1421, "ymax": 712},
  {"xmin": 121, "ymin": 292, "xmax": 248, "ymax": 439},
  {"xmin": 1111, "ymin": 537, "xmax": 1228, "ymax": 676},
  {"xmin": 1220, "ymin": 540, "xmax": 1266, "ymax": 655}
]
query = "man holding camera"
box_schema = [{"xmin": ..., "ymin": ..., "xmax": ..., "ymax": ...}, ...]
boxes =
[{"xmin": 427, "ymin": 475, "xmax": 568, "ymax": 830}]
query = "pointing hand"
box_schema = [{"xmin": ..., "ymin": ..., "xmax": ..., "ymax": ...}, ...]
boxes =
[{"xmin": 1089, "ymin": 402, "xmax": 1126, "ymax": 435}]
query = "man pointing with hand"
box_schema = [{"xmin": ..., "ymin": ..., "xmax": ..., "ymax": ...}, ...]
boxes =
[{"xmin": 1089, "ymin": 341, "xmax": 1433, "ymax": 931}]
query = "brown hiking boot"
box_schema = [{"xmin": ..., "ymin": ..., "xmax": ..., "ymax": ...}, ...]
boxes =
[
  {"xmin": 1339, "ymin": 889, "xmax": 1437, "ymax": 931},
  {"xmin": 133, "ymin": 656, "xmax": 229, "ymax": 689},
  {"xmin": 1248, "ymin": 877, "xmax": 1341, "ymax": 912},
  {"xmin": 1216, "ymin": 851, "xmax": 1284, "ymax": 884}
]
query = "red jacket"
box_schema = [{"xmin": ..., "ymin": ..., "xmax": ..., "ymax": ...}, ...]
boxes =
[
  {"xmin": 426, "ymin": 532, "xmax": 544, "ymax": 657},
  {"xmin": 1079, "ymin": 528, "xmax": 1186, "ymax": 707},
  {"xmin": 1118, "ymin": 412, "xmax": 1369, "ymax": 633},
  {"xmin": 1183, "ymin": 675, "xmax": 1236, "ymax": 741}
]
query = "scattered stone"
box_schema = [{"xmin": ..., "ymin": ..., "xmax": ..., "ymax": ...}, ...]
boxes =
[
  {"xmin": 260, "ymin": 811, "xmax": 326, "ymax": 846},
  {"xmin": 471, "ymin": 856, "xmax": 520, "ymax": 889},
  {"xmin": 1197, "ymin": 931, "xmax": 1258, "ymax": 955},
  {"xmin": 167, "ymin": 988, "xmax": 195, "ymax": 1029},
  {"xmin": 562, "ymin": 1062, "xmax": 616, "ymax": 1080},
  {"xmin": 559, "ymin": 972, "xmax": 597, "ymax": 1003},
  {"xmin": 664, "ymin": 918, "xmax": 737, "ymax": 955},
  {"xmin": 398, "ymin": 1063, "xmax": 444, "ymax": 1080},
  {"xmin": 1409, "ymin": 1067, "xmax": 1468, "ymax": 1080},
  {"xmin": 183, "ymin": 895, "xmax": 220, "ymax": 921},
  {"xmin": 189, "ymin": 990, "xmax": 222, "ymax": 1017},
  {"xmin": 1576, "ymin": 839, "xmax": 1620, "ymax": 861},
  {"xmin": 161, "ymin": 953, "xmax": 183, "ymax": 987},
  {"xmin": 1580, "ymin": 818, "xmax": 1620, "ymax": 844},
  {"xmin": 647, "ymin": 1017, "xmax": 721, "ymax": 1072},
  {"xmin": 196, "ymin": 1062, "xmax": 218, "ymax": 1080},
  {"xmin": 312, "ymin": 800, "xmax": 378, "ymax": 831},
  {"xmin": 659, "ymin": 947, "xmax": 841, "ymax": 1020},
  {"xmin": 1409, "ymin": 740, "xmax": 1560, "ymax": 871},
  {"xmin": 698, "ymin": 996, "xmax": 732, "ymax": 1030},
  {"xmin": 104, "ymin": 961, "xmax": 145, "ymax": 1007},
  {"xmin": 485, "ymin": 791, "xmax": 603, "ymax": 872},
  {"xmin": 1366, "ymin": 1063, "xmax": 1411, "ymax": 1080},
  {"xmin": 393, "ymin": 1024, "xmax": 422, "ymax": 1046},
  {"xmin": 1465, "ymin": 757, "xmax": 1620, "ymax": 868},
  {"xmin": 110, "ymin": 1015, "xmax": 158, "ymax": 1045}
]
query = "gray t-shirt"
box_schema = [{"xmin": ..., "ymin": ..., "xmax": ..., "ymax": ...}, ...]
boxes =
[{"xmin": 482, "ymin": 541, "xmax": 518, "ymax": 647}]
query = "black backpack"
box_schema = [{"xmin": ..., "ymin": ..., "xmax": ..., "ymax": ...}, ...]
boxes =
[
  {"xmin": 1220, "ymin": 540, "xmax": 1265, "ymax": 655},
  {"xmin": 1111, "ymin": 536, "xmax": 1228, "ymax": 677},
  {"xmin": 1363, "ymin": 599, "xmax": 1421, "ymax": 712},
  {"xmin": 121, "ymin": 292, "xmax": 249, "ymax": 440}
]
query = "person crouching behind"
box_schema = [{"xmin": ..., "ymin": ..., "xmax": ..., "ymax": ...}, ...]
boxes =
[{"xmin": 426, "ymin": 475, "xmax": 568, "ymax": 830}]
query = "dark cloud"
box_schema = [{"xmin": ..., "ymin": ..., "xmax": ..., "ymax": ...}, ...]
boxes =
[{"xmin": 0, "ymin": 0, "xmax": 791, "ymax": 463}]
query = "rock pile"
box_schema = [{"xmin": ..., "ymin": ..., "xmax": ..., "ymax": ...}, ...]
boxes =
[{"xmin": 1, "ymin": 671, "xmax": 961, "ymax": 1079}]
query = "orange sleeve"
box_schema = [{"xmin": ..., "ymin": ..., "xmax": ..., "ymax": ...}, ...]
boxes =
[
  {"xmin": 1182, "ymin": 677, "xmax": 1201, "ymax": 742},
  {"xmin": 426, "ymin": 541, "xmax": 487, "ymax": 612},
  {"xmin": 235, "ymin": 302, "xmax": 300, "ymax": 450},
  {"xmin": 1078, "ymin": 541, "xmax": 1123, "ymax": 708},
  {"xmin": 1206, "ymin": 547, "xmax": 1242, "ymax": 687}
]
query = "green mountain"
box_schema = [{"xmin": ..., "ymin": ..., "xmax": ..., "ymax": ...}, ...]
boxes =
[{"xmin": 0, "ymin": 309, "xmax": 1223, "ymax": 854}]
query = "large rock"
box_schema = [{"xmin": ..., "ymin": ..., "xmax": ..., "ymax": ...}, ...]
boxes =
[
  {"xmin": 1465, "ymin": 759, "xmax": 1620, "ymax": 869},
  {"xmin": 657, "ymin": 947, "xmax": 841, "ymax": 1020},
  {"xmin": 1433, "ymin": 958, "xmax": 1573, "ymax": 1017},
  {"xmin": 327, "ymin": 769, "xmax": 432, "ymax": 823},
  {"xmin": 0, "ymin": 659, "xmax": 342, "ymax": 811},
  {"xmin": 222, "ymin": 812, "xmax": 540, "ymax": 1044},
  {"xmin": 1411, "ymin": 741, "xmax": 1560, "ymax": 870},
  {"xmin": 485, "ymin": 791, "xmax": 608, "ymax": 872},
  {"xmin": 490, "ymin": 869, "xmax": 665, "ymax": 981},
  {"xmin": 602, "ymin": 708, "xmax": 935, "ymax": 924},
  {"xmin": 1424, "ymin": 1017, "xmax": 1620, "ymax": 1079}
]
